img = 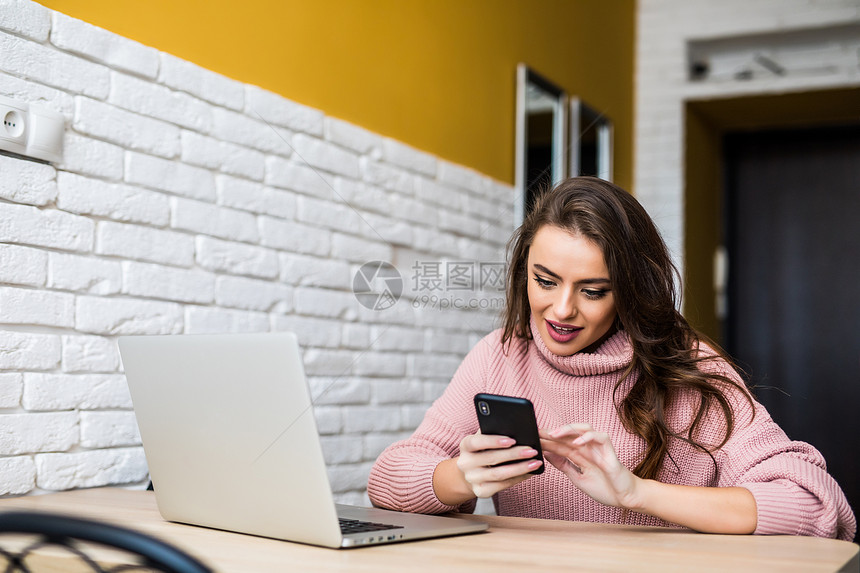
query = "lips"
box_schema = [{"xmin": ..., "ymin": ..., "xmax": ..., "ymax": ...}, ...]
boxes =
[{"xmin": 545, "ymin": 319, "xmax": 583, "ymax": 343}]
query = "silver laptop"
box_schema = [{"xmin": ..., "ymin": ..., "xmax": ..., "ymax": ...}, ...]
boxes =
[{"xmin": 118, "ymin": 332, "xmax": 487, "ymax": 548}]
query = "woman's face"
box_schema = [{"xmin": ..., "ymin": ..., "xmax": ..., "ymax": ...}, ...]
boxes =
[{"xmin": 527, "ymin": 225, "xmax": 618, "ymax": 356}]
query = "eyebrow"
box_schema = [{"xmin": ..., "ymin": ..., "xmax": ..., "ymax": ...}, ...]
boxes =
[{"xmin": 532, "ymin": 263, "xmax": 611, "ymax": 285}]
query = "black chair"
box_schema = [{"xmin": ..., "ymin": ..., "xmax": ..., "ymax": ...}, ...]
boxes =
[{"xmin": 0, "ymin": 510, "xmax": 212, "ymax": 573}]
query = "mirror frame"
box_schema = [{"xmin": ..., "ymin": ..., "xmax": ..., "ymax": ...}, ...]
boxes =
[
  {"xmin": 515, "ymin": 64, "xmax": 567, "ymax": 227},
  {"xmin": 569, "ymin": 97, "xmax": 614, "ymax": 182}
]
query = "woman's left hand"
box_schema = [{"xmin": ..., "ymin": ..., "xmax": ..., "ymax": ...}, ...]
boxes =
[{"xmin": 540, "ymin": 423, "xmax": 642, "ymax": 510}]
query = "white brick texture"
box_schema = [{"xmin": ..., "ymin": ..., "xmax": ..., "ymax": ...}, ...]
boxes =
[
  {"xmin": 279, "ymin": 253, "xmax": 350, "ymax": 289},
  {"xmin": 215, "ymin": 275, "xmax": 292, "ymax": 313},
  {"xmin": 96, "ymin": 221, "xmax": 195, "ymax": 267},
  {"xmin": 51, "ymin": 12, "xmax": 159, "ymax": 78},
  {"xmin": 0, "ymin": 0, "xmax": 51, "ymax": 41},
  {"xmin": 35, "ymin": 448, "xmax": 148, "ymax": 490},
  {"xmin": 74, "ymin": 96, "xmax": 180, "ymax": 158},
  {"xmin": 291, "ymin": 133, "xmax": 360, "ymax": 179},
  {"xmin": 0, "ymin": 456, "xmax": 35, "ymax": 495},
  {"xmin": 0, "ymin": 331, "xmax": 61, "ymax": 370},
  {"xmin": 48, "ymin": 251, "xmax": 123, "ymax": 295},
  {"xmin": 181, "ymin": 131, "xmax": 265, "ymax": 180},
  {"xmin": 75, "ymin": 296, "xmax": 184, "ymax": 335},
  {"xmin": 324, "ymin": 117, "xmax": 383, "ymax": 155},
  {"xmin": 0, "ymin": 244, "xmax": 47, "ymax": 287},
  {"xmin": 0, "ymin": 154, "xmax": 57, "ymax": 206},
  {"xmin": 80, "ymin": 411, "xmax": 141, "ymax": 448},
  {"xmin": 57, "ymin": 171, "xmax": 170, "ymax": 226},
  {"xmin": 171, "ymin": 196, "xmax": 259, "ymax": 243},
  {"xmin": 184, "ymin": 306, "xmax": 269, "ymax": 334},
  {"xmin": 265, "ymin": 157, "xmax": 330, "ymax": 198},
  {"xmin": 0, "ymin": 0, "xmax": 514, "ymax": 502},
  {"xmin": 121, "ymin": 260, "xmax": 215, "ymax": 304},
  {"xmin": 159, "ymin": 52, "xmax": 245, "ymax": 110},
  {"xmin": 216, "ymin": 174, "xmax": 295, "ymax": 219},
  {"xmin": 109, "ymin": 71, "xmax": 213, "ymax": 132},
  {"xmin": 22, "ymin": 373, "xmax": 131, "ymax": 410},
  {"xmin": 246, "ymin": 85, "xmax": 325, "ymax": 136},
  {"xmin": 0, "ymin": 373, "xmax": 23, "ymax": 408},
  {"xmin": 0, "ymin": 286, "xmax": 74, "ymax": 327},
  {"xmin": 210, "ymin": 106, "xmax": 286, "ymax": 155},
  {"xmin": 0, "ymin": 33, "xmax": 109, "ymax": 99},
  {"xmin": 0, "ymin": 412, "xmax": 79, "ymax": 455},
  {"xmin": 382, "ymin": 138, "xmax": 437, "ymax": 177},
  {"xmin": 258, "ymin": 216, "xmax": 331, "ymax": 256},
  {"xmin": 196, "ymin": 236, "xmax": 279, "ymax": 279},
  {"xmin": 0, "ymin": 202, "xmax": 94, "ymax": 252},
  {"xmin": 61, "ymin": 334, "xmax": 121, "ymax": 373},
  {"xmin": 125, "ymin": 151, "xmax": 216, "ymax": 201},
  {"xmin": 58, "ymin": 133, "xmax": 125, "ymax": 180}
]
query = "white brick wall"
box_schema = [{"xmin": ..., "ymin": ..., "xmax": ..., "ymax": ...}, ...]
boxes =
[
  {"xmin": 635, "ymin": 0, "xmax": 860, "ymax": 277},
  {"xmin": 0, "ymin": 0, "xmax": 513, "ymax": 502}
]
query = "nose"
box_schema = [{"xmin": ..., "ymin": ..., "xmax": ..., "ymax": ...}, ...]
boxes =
[{"xmin": 553, "ymin": 287, "xmax": 577, "ymax": 321}]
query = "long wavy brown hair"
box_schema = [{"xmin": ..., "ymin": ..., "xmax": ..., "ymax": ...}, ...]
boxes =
[{"xmin": 502, "ymin": 176, "xmax": 751, "ymax": 480}]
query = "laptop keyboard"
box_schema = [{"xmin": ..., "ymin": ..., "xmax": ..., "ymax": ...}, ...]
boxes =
[{"xmin": 339, "ymin": 517, "xmax": 404, "ymax": 534}]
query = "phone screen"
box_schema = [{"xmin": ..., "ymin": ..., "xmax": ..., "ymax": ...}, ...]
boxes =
[{"xmin": 474, "ymin": 393, "xmax": 544, "ymax": 474}]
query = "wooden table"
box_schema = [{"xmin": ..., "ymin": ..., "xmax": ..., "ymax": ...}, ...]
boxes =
[{"xmin": 0, "ymin": 488, "xmax": 856, "ymax": 572}]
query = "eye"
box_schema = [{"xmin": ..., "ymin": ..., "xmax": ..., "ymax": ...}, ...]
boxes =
[
  {"xmin": 532, "ymin": 276, "xmax": 555, "ymax": 289},
  {"xmin": 583, "ymin": 288, "xmax": 610, "ymax": 300}
]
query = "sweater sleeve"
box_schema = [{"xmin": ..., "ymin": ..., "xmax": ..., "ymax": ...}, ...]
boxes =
[
  {"xmin": 367, "ymin": 335, "xmax": 493, "ymax": 514},
  {"xmin": 713, "ymin": 382, "xmax": 856, "ymax": 540}
]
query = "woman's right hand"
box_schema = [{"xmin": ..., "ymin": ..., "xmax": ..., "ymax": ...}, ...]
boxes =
[
  {"xmin": 433, "ymin": 432, "xmax": 542, "ymax": 505},
  {"xmin": 455, "ymin": 433, "xmax": 543, "ymax": 499}
]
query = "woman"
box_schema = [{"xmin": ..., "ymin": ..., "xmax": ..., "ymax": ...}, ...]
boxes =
[{"xmin": 367, "ymin": 177, "xmax": 855, "ymax": 540}]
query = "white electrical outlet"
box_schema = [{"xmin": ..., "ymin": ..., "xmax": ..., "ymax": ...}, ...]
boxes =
[
  {"xmin": 27, "ymin": 104, "xmax": 64, "ymax": 163},
  {"xmin": 0, "ymin": 94, "xmax": 64, "ymax": 163},
  {"xmin": 0, "ymin": 95, "xmax": 29, "ymax": 155}
]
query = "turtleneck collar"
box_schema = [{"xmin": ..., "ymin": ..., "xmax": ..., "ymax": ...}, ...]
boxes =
[{"xmin": 528, "ymin": 315, "xmax": 633, "ymax": 377}]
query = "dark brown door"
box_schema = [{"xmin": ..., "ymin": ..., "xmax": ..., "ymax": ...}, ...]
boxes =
[{"xmin": 724, "ymin": 124, "xmax": 860, "ymax": 519}]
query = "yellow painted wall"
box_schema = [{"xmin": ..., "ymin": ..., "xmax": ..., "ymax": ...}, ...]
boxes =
[{"xmin": 39, "ymin": 0, "xmax": 635, "ymax": 188}]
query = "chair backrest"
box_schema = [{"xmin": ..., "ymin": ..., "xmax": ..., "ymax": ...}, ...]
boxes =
[{"xmin": 0, "ymin": 510, "xmax": 213, "ymax": 573}]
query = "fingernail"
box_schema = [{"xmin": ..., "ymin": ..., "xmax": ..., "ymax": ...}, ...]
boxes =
[
  {"xmin": 527, "ymin": 460, "xmax": 542, "ymax": 470},
  {"xmin": 499, "ymin": 438, "xmax": 515, "ymax": 446},
  {"xmin": 521, "ymin": 448, "xmax": 538, "ymax": 457}
]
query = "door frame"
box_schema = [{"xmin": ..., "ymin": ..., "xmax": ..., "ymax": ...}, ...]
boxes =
[{"xmin": 682, "ymin": 86, "xmax": 860, "ymax": 343}]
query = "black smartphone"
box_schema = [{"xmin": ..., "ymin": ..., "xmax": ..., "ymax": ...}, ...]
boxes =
[{"xmin": 473, "ymin": 393, "xmax": 544, "ymax": 474}]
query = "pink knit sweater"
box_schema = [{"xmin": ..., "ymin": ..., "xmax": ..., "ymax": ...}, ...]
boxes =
[{"xmin": 367, "ymin": 325, "xmax": 856, "ymax": 541}]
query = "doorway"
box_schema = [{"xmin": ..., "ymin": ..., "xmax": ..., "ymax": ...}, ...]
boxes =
[{"xmin": 723, "ymin": 124, "xmax": 860, "ymax": 517}]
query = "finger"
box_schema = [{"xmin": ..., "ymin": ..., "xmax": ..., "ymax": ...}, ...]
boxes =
[
  {"xmin": 547, "ymin": 423, "xmax": 593, "ymax": 439},
  {"xmin": 460, "ymin": 433, "xmax": 515, "ymax": 453},
  {"xmin": 479, "ymin": 445, "xmax": 541, "ymax": 469},
  {"xmin": 539, "ymin": 438, "xmax": 570, "ymax": 456},
  {"xmin": 540, "ymin": 437, "xmax": 582, "ymax": 459},
  {"xmin": 466, "ymin": 458, "xmax": 542, "ymax": 486},
  {"xmin": 460, "ymin": 444, "xmax": 540, "ymax": 473},
  {"xmin": 543, "ymin": 452, "xmax": 584, "ymax": 477},
  {"xmin": 567, "ymin": 432, "xmax": 622, "ymax": 472},
  {"xmin": 572, "ymin": 430, "xmax": 610, "ymax": 448},
  {"xmin": 539, "ymin": 428, "xmax": 575, "ymax": 440},
  {"xmin": 541, "ymin": 440, "xmax": 592, "ymax": 471}
]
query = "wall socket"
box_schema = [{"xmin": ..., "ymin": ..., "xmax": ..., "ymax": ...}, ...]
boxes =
[{"xmin": 0, "ymin": 95, "xmax": 64, "ymax": 163}]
